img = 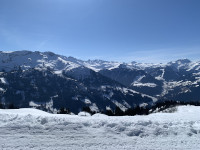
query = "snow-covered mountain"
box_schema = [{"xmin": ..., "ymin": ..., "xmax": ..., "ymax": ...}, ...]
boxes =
[
  {"xmin": 0, "ymin": 51, "xmax": 156, "ymax": 113},
  {"xmin": 1, "ymin": 51, "xmax": 200, "ymax": 73},
  {"xmin": 143, "ymin": 59, "xmax": 200, "ymax": 101},
  {"xmin": 0, "ymin": 50, "xmax": 200, "ymax": 113},
  {"xmin": 0, "ymin": 51, "xmax": 122, "ymax": 73},
  {"xmin": 0, "ymin": 51, "xmax": 81, "ymax": 73}
]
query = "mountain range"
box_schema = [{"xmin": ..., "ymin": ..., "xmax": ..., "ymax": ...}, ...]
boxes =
[{"xmin": 0, "ymin": 50, "xmax": 200, "ymax": 113}]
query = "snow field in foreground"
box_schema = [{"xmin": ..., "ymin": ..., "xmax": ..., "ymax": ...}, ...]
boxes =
[{"xmin": 0, "ymin": 106, "xmax": 200, "ymax": 150}]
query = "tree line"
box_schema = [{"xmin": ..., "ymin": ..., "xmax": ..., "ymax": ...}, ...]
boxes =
[
  {"xmin": 1, "ymin": 100, "xmax": 200, "ymax": 116},
  {"xmin": 0, "ymin": 103, "xmax": 18, "ymax": 109},
  {"xmin": 56, "ymin": 100, "xmax": 200, "ymax": 116}
]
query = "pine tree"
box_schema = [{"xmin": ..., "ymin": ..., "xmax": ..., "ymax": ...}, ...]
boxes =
[
  {"xmin": 0, "ymin": 103, "xmax": 4, "ymax": 109},
  {"xmin": 82, "ymin": 106, "xmax": 92, "ymax": 114},
  {"xmin": 114, "ymin": 106, "xmax": 124, "ymax": 116},
  {"xmin": 105, "ymin": 109, "xmax": 114, "ymax": 116},
  {"xmin": 58, "ymin": 107, "xmax": 70, "ymax": 114}
]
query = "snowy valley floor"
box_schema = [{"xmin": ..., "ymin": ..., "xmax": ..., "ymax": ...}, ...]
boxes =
[{"xmin": 0, "ymin": 106, "xmax": 200, "ymax": 150}]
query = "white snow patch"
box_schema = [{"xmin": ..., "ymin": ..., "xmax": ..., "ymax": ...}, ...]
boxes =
[
  {"xmin": 0, "ymin": 88, "xmax": 5, "ymax": 92},
  {"xmin": 139, "ymin": 103, "xmax": 148, "ymax": 108},
  {"xmin": 132, "ymin": 82, "xmax": 157, "ymax": 87},
  {"xmin": 0, "ymin": 78, "xmax": 8, "ymax": 84},
  {"xmin": 29, "ymin": 101, "xmax": 40, "ymax": 107},
  {"xmin": 78, "ymin": 111, "xmax": 91, "ymax": 117},
  {"xmin": 106, "ymin": 106, "xmax": 111, "ymax": 110},
  {"xmin": 82, "ymin": 98, "xmax": 91, "ymax": 104},
  {"xmin": 111, "ymin": 100, "xmax": 127, "ymax": 111},
  {"xmin": 89, "ymin": 103, "xmax": 99, "ymax": 112}
]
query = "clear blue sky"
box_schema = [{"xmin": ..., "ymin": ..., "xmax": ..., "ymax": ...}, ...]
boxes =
[{"xmin": 0, "ymin": 0, "xmax": 200, "ymax": 63}]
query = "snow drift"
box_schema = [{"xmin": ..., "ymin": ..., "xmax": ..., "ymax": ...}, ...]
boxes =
[{"xmin": 0, "ymin": 106, "xmax": 200, "ymax": 149}]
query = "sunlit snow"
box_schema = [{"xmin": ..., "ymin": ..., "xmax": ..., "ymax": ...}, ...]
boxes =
[{"xmin": 1, "ymin": 106, "xmax": 200, "ymax": 150}]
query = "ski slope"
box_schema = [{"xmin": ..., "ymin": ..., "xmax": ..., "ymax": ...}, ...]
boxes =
[{"xmin": 0, "ymin": 106, "xmax": 200, "ymax": 150}]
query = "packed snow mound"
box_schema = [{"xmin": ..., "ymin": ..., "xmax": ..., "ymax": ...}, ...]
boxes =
[
  {"xmin": 78, "ymin": 111, "xmax": 91, "ymax": 117},
  {"xmin": 0, "ymin": 108, "xmax": 51, "ymax": 116},
  {"xmin": 92, "ymin": 113, "xmax": 108, "ymax": 117},
  {"xmin": 0, "ymin": 106, "xmax": 200, "ymax": 149},
  {"xmin": 1, "ymin": 106, "xmax": 200, "ymax": 136}
]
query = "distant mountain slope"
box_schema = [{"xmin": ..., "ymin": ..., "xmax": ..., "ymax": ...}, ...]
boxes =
[
  {"xmin": 0, "ymin": 51, "xmax": 81, "ymax": 72},
  {"xmin": 0, "ymin": 50, "xmax": 200, "ymax": 112},
  {"xmin": 99, "ymin": 65, "xmax": 163, "ymax": 96},
  {"xmin": 0, "ymin": 67, "xmax": 155, "ymax": 113}
]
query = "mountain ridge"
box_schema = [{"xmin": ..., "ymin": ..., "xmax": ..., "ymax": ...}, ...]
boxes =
[
  {"xmin": 1, "ymin": 50, "xmax": 199, "ymax": 72},
  {"xmin": 0, "ymin": 50, "xmax": 200, "ymax": 113}
]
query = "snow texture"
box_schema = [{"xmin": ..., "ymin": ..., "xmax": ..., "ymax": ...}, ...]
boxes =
[{"xmin": 1, "ymin": 106, "xmax": 200, "ymax": 150}]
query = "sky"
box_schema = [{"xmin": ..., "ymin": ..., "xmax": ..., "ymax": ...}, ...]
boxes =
[{"xmin": 0, "ymin": 0, "xmax": 200, "ymax": 63}]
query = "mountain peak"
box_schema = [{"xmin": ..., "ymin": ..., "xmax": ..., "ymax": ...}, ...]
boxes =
[
  {"xmin": 169, "ymin": 59, "xmax": 191, "ymax": 65},
  {"xmin": 175, "ymin": 59, "xmax": 191, "ymax": 64}
]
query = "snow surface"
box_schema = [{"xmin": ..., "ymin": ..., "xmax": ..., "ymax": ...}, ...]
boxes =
[{"xmin": 1, "ymin": 106, "xmax": 200, "ymax": 150}]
